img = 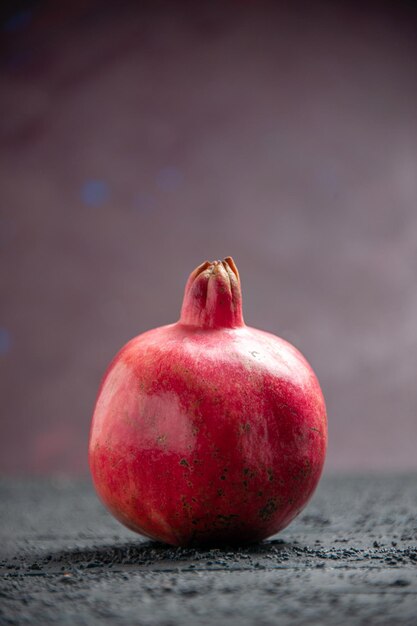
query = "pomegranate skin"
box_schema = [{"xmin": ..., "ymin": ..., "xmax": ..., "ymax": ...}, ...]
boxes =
[{"xmin": 89, "ymin": 259, "xmax": 327, "ymax": 546}]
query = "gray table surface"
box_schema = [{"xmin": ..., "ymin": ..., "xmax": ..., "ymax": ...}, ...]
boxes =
[{"xmin": 1, "ymin": 474, "xmax": 416, "ymax": 625}]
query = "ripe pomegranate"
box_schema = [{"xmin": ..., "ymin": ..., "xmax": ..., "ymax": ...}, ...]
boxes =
[{"xmin": 89, "ymin": 257, "xmax": 327, "ymax": 546}]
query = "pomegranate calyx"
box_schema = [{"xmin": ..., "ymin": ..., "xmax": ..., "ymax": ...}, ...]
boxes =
[{"xmin": 179, "ymin": 257, "xmax": 244, "ymax": 329}]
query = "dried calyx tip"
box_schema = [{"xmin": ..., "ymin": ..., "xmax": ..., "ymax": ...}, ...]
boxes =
[
  {"xmin": 223, "ymin": 256, "xmax": 239, "ymax": 280},
  {"xmin": 180, "ymin": 256, "xmax": 244, "ymax": 329},
  {"xmin": 194, "ymin": 257, "xmax": 238, "ymax": 279}
]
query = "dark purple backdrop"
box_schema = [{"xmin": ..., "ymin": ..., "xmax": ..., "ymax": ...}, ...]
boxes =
[{"xmin": 1, "ymin": 0, "xmax": 416, "ymax": 474}]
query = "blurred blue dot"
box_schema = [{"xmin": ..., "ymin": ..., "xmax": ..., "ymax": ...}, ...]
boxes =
[
  {"xmin": 317, "ymin": 165, "xmax": 341, "ymax": 195},
  {"xmin": 81, "ymin": 180, "xmax": 109, "ymax": 207},
  {"xmin": 3, "ymin": 10, "xmax": 33, "ymax": 32},
  {"xmin": 133, "ymin": 192, "xmax": 156, "ymax": 212},
  {"xmin": 156, "ymin": 167, "xmax": 183, "ymax": 192},
  {"xmin": 0, "ymin": 329, "xmax": 12, "ymax": 355}
]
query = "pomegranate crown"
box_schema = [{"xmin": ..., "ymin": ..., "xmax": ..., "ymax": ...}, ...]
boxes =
[{"xmin": 180, "ymin": 257, "xmax": 244, "ymax": 329}]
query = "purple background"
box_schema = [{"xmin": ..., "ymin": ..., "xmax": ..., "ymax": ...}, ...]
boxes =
[{"xmin": 1, "ymin": 0, "xmax": 417, "ymax": 475}]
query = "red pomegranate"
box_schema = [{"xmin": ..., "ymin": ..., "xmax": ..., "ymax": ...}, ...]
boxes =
[{"xmin": 89, "ymin": 257, "xmax": 327, "ymax": 546}]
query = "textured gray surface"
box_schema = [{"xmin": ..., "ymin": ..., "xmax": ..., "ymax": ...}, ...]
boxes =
[{"xmin": 1, "ymin": 474, "xmax": 417, "ymax": 625}]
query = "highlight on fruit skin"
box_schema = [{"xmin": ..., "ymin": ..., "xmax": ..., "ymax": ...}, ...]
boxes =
[{"xmin": 89, "ymin": 257, "xmax": 327, "ymax": 547}]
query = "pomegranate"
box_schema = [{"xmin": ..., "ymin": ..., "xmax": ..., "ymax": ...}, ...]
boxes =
[{"xmin": 89, "ymin": 257, "xmax": 327, "ymax": 546}]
